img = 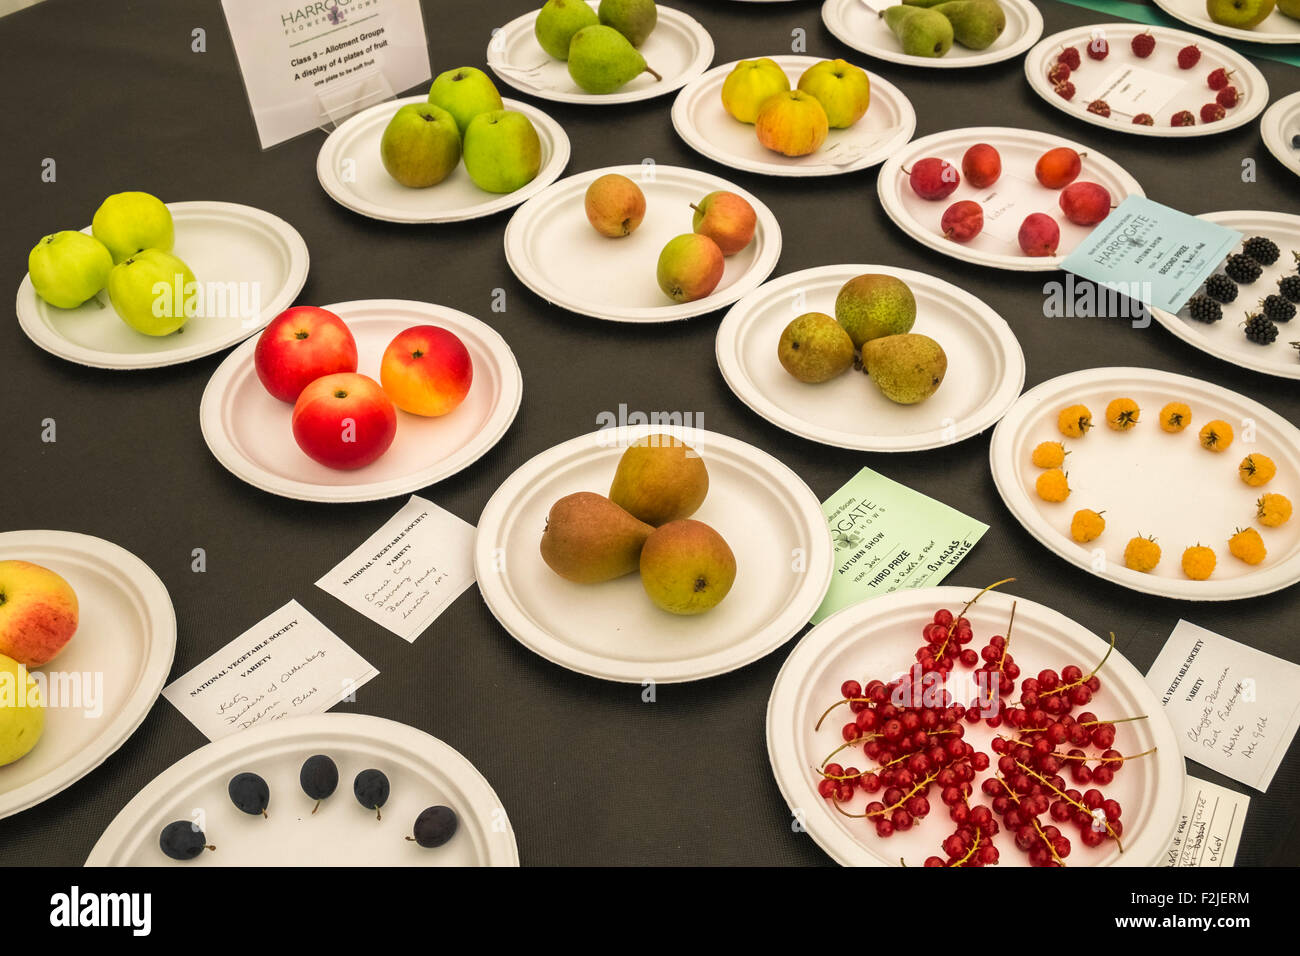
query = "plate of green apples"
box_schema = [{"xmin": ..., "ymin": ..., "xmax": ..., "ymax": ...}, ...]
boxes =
[
  {"xmin": 821, "ymin": 0, "xmax": 1044, "ymax": 69},
  {"xmin": 1153, "ymin": 0, "xmax": 1300, "ymax": 44},
  {"xmin": 487, "ymin": 0, "xmax": 714, "ymax": 105}
]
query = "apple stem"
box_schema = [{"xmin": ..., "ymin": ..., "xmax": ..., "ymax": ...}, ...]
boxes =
[
  {"xmin": 689, "ymin": 203, "xmax": 700, "ymax": 213},
  {"xmin": 644, "ymin": 65, "xmax": 662, "ymax": 82}
]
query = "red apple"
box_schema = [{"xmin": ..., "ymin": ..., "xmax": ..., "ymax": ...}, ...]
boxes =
[
  {"xmin": 0, "ymin": 560, "xmax": 79, "ymax": 668},
  {"xmin": 291, "ymin": 373, "xmax": 397, "ymax": 470},
  {"xmin": 254, "ymin": 306, "xmax": 359, "ymax": 404},
  {"xmin": 379, "ymin": 325, "xmax": 473, "ymax": 417}
]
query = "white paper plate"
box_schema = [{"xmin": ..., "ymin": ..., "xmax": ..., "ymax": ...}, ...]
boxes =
[
  {"xmin": 199, "ymin": 299, "xmax": 522, "ymax": 503},
  {"xmin": 1151, "ymin": 211, "xmax": 1300, "ymax": 380},
  {"xmin": 316, "ymin": 95, "xmax": 570, "ymax": 224},
  {"xmin": 15, "ymin": 202, "xmax": 309, "ymax": 370},
  {"xmin": 504, "ymin": 165, "xmax": 782, "ymax": 322},
  {"xmin": 85, "ymin": 714, "xmax": 518, "ymax": 866},
  {"xmin": 1153, "ymin": 0, "xmax": 1300, "ymax": 44},
  {"xmin": 716, "ymin": 264, "xmax": 1026, "ymax": 451},
  {"xmin": 0, "ymin": 531, "xmax": 176, "ymax": 820},
  {"xmin": 474, "ymin": 426, "xmax": 833, "ymax": 683},
  {"xmin": 487, "ymin": 1, "xmax": 714, "ymax": 105},
  {"xmin": 671, "ymin": 55, "xmax": 916, "ymax": 177},
  {"xmin": 990, "ymin": 367, "xmax": 1300, "ymax": 600},
  {"xmin": 822, "ymin": 0, "xmax": 1045, "ymax": 69},
  {"xmin": 767, "ymin": 585, "xmax": 1183, "ymax": 867},
  {"xmin": 1261, "ymin": 91, "xmax": 1300, "ymax": 178},
  {"xmin": 1025, "ymin": 24, "xmax": 1269, "ymax": 139},
  {"xmin": 877, "ymin": 126, "xmax": 1145, "ymax": 271}
]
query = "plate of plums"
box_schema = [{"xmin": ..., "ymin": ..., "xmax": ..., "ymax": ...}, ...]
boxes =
[
  {"xmin": 17, "ymin": 192, "xmax": 309, "ymax": 369},
  {"xmin": 85, "ymin": 714, "xmax": 518, "ymax": 866},
  {"xmin": 504, "ymin": 164, "xmax": 781, "ymax": 321},
  {"xmin": 486, "ymin": 0, "xmax": 714, "ymax": 105},
  {"xmin": 716, "ymin": 264, "xmax": 1026, "ymax": 451},
  {"xmin": 671, "ymin": 55, "xmax": 915, "ymax": 177},
  {"xmin": 877, "ymin": 126, "xmax": 1144, "ymax": 271},
  {"xmin": 474, "ymin": 426, "xmax": 834, "ymax": 682}
]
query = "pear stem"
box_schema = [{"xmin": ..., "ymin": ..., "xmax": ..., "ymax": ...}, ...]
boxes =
[{"xmin": 644, "ymin": 65, "xmax": 662, "ymax": 82}]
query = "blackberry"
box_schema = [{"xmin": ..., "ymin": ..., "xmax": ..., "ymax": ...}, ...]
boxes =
[
  {"xmin": 1224, "ymin": 254, "xmax": 1263, "ymax": 284},
  {"xmin": 1279, "ymin": 274, "xmax": 1300, "ymax": 303},
  {"xmin": 1205, "ymin": 273, "xmax": 1238, "ymax": 304},
  {"xmin": 1244, "ymin": 313, "xmax": 1278, "ymax": 345},
  {"xmin": 1242, "ymin": 236, "xmax": 1280, "ymax": 266},
  {"xmin": 1261, "ymin": 295, "xmax": 1296, "ymax": 323},
  {"xmin": 1187, "ymin": 295, "xmax": 1222, "ymax": 323}
]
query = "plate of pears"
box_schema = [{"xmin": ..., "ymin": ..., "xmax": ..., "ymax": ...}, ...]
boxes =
[{"xmin": 821, "ymin": 0, "xmax": 1043, "ymax": 69}]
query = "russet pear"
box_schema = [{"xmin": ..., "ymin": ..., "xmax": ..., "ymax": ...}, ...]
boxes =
[
  {"xmin": 609, "ymin": 434, "xmax": 709, "ymax": 526},
  {"xmin": 540, "ymin": 492, "xmax": 654, "ymax": 583}
]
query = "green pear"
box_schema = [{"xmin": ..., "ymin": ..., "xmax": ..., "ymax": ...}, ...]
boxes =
[
  {"xmin": 106, "ymin": 248, "xmax": 198, "ymax": 337},
  {"xmin": 639, "ymin": 519, "xmax": 737, "ymax": 615},
  {"xmin": 933, "ymin": 0, "xmax": 1006, "ymax": 50},
  {"xmin": 540, "ymin": 492, "xmax": 653, "ymax": 583},
  {"xmin": 535, "ymin": 0, "xmax": 598, "ymax": 60},
  {"xmin": 778, "ymin": 312, "xmax": 855, "ymax": 384},
  {"xmin": 462, "ymin": 109, "xmax": 542, "ymax": 194},
  {"xmin": 428, "ymin": 66, "xmax": 504, "ymax": 135},
  {"xmin": 881, "ymin": 6, "xmax": 954, "ymax": 57},
  {"xmin": 28, "ymin": 231, "xmax": 113, "ymax": 309},
  {"xmin": 599, "ymin": 0, "xmax": 657, "ymax": 46},
  {"xmin": 91, "ymin": 192, "xmax": 173, "ymax": 264},
  {"xmin": 380, "ymin": 103, "xmax": 461, "ymax": 188},
  {"xmin": 903, "ymin": 0, "xmax": 950, "ymax": 6},
  {"xmin": 834, "ymin": 274, "xmax": 916, "ymax": 348},
  {"xmin": 863, "ymin": 333, "xmax": 948, "ymax": 405},
  {"xmin": 567, "ymin": 24, "xmax": 661, "ymax": 94},
  {"xmin": 609, "ymin": 433, "xmax": 709, "ymax": 526},
  {"xmin": 1279, "ymin": 0, "xmax": 1300, "ymax": 19}
]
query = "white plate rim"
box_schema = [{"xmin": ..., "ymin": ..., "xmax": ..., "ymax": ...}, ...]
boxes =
[
  {"xmin": 821, "ymin": 0, "xmax": 1046, "ymax": 69},
  {"xmin": 0, "ymin": 530, "xmax": 177, "ymax": 821},
  {"xmin": 1152, "ymin": 0, "xmax": 1300, "ymax": 45},
  {"xmin": 15, "ymin": 201, "xmax": 310, "ymax": 370},
  {"xmin": 473, "ymin": 425, "xmax": 834, "ymax": 683},
  {"xmin": 503, "ymin": 164, "xmax": 783, "ymax": 323},
  {"xmin": 715, "ymin": 263, "xmax": 1028, "ymax": 451},
  {"xmin": 198, "ymin": 298, "xmax": 523, "ymax": 503},
  {"xmin": 1261, "ymin": 91, "xmax": 1300, "ymax": 178}
]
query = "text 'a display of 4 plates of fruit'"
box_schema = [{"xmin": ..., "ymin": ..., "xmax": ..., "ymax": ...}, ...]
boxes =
[
  {"xmin": 317, "ymin": 88, "xmax": 569, "ymax": 224},
  {"xmin": 17, "ymin": 194, "xmax": 308, "ymax": 369},
  {"xmin": 1152, "ymin": 212, "xmax": 1300, "ymax": 380},
  {"xmin": 505, "ymin": 165, "xmax": 780, "ymax": 322},
  {"xmin": 85, "ymin": 714, "xmax": 518, "ymax": 866},
  {"xmin": 766, "ymin": 584, "xmax": 1183, "ymax": 867},
  {"xmin": 0, "ymin": 531, "xmax": 176, "ymax": 820},
  {"xmin": 1025, "ymin": 23, "xmax": 1268, "ymax": 138},
  {"xmin": 1261, "ymin": 91, "xmax": 1300, "ymax": 179},
  {"xmin": 990, "ymin": 367, "xmax": 1300, "ymax": 601},
  {"xmin": 199, "ymin": 300, "xmax": 522, "ymax": 503},
  {"xmin": 821, "ymin": 0, "xmax": 1044, "ymax": 69},
  {"xmin": 716, "ymin": 265, "xmax": 1025, "ymax": 451},
  {"xmin": 671, "ymin": 55, "xmax": 915, "ymax": 177},
  {"xmin": 878, "ymin": 127, "xmax": 1143, "ymax": 271},
  {"xmin": 486, "ymin": 1, "xmax": 713, "ymax": 105},
  {"xmin": 1153, "ymin": 0, "xmax": 1300, "ymax": 44},
  {"xmin": 474, "ymin": 427, "xmax": 833, "ymax": 683}
]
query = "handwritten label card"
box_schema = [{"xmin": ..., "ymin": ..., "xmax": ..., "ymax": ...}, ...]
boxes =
[
  {"xmin": 1080, "ymin": 64, "xmax": 1184, "ymax": 118},
  {"xmin": 316, "ymin": 495, "xmax": 476, "ymax": 642},
  {"xmin": 1164, "ymin": 777, "xmax": 1248, "ymax": 867},
  {"xmin": 1146, "ymin": 620, "xmax": 1300, "ymax": 791},
  {"xmin": 163, "ymin": 600, "xmax": 377, "ymax": 741}
]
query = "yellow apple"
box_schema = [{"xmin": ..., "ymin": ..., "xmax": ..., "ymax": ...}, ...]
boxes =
[
  {"xmin": 0, "ymin": 653, "xmax": 44, "ymax": 767},
  {"xmin": 755, "ymin": 90, "xmax": 829, "ymax": 157},
  {"xmin": 797, "ymin": 59, "xmax": 871, "ymax": 129},
  {"xmin": 720, "ymin": 58, "xmax": 790, "ymax": 124}
]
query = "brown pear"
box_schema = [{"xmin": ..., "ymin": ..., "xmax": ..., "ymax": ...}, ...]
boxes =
[
  {"xmin": 608, "ymin": 433, "xmax": 709, "ymax": 526},
  {"xmin": 540, "ymin": 492, "xmax": 653, "ymax": 583}
]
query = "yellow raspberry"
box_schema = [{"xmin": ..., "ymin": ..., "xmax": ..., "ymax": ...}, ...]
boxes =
[
  {"xmin": 1032, "ymin": 441, "xmax": 1067, "ymax": 469},
  {"xmin": 1070, "ymin": 509, "xmax": 1105, "ymax": 543},
  {"xmin": 1239, "ymin": 454, "xmax": 1276, "ymax": 487},
  {"xmin": 1105, "ymin": 397, "xmax": 1140, "ymax": 431},
  {"xmin": 1159, "ymin": 402, "xmax": 1191, "ymax": 433},
  {"xmin": 1228, "ymin": 527, "xmax": 1266, "ymax": 566},
  {"xmin": 1257, "ymin": 493, "xmax": 1292, "ymax": 528},
  {"xmin": 1181, "ymin": 545, "xmax": 1216, "ymax": 581},
  {"xmin": 1199, "ymin": 420, "xmax": 1234, "ymax": 452},
  {"xmin": 1124, "ymin": 535, "xmax": 1161, "ymax": 573},
  {"xmin": 1057, "ymin": 404, "xmax": 1092, "ymax": 438},
  {"xmin": 1036, "ymin": 468, "xmax": 1070, "ymax": 503}
]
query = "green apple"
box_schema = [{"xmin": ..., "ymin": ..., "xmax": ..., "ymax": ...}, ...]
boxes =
[
  {"xmin": 720, "ymin": 58, "xmax": 790, "ymax": 124},
  {"xmin": 1206, "ymin": 0, "xmax": 1276, "ymax": 27},
  {"xmin": 428, "ymin": 66, "xmax": 504, "ymax": 135},
  {"xmin": 91, "ymin": 191, "xmax": 173, "ymax": 263},
  {"xmin": 28, "ymin": 231, "xmax": 113, "ymax": 309},
  {"xmin": 106, "ymin": 248, "xmax": 197, "ymax": 337},
  {"xmin": 797, "ymin": 59, "xmax": 871, "ymax": 129},
  {"xmin": 462, "ymin": 109, "xmax": 542, "ymax": 194},
  {"xmin": 380, "ymin": 103, "xmax": 462, "ymax": 188}
]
